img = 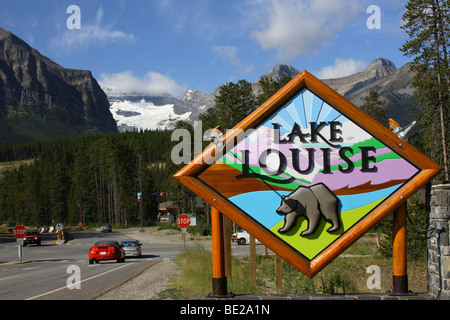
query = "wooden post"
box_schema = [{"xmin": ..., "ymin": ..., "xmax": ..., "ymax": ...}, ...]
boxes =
[
  {"xmin": 275, "ymin": 255, "xmax": 282, "ymax": 293},
  {"xmin": 392, "ymin": 203, "xmax": 409, "ymax": 295},
  {"xmin": 223, "ymin": 215, "xmax": 232, "ymax": 279},
  {"xmin": 250, "ymin": 235, "xmax": 256, "ymax": 285},
  {"xmin": 210, "ymin": 206, "xmax": 229, "ymax": 297}
]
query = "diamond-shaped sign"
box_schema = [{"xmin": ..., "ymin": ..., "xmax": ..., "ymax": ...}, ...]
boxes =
[{"xmin": 174, "ymin": 71, "xmax": 441, "ymax": 277}]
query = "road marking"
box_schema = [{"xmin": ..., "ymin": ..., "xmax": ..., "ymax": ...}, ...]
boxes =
[
  {"xmin": 0, "ymin": 275, "xmax": 20, "ymax": 281},
  {"xmin": 25, "ymin": 263, "xmax": 132, "ymax": 300},
  {"xmin": 22, "ymin": 267, "xmax": 40, "ymax": 271}
]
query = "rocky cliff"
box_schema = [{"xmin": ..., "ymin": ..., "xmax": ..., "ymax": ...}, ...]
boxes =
[
  {"xmin": 0, "ymin": 28, "xmax": 117, "ymax": 142},
  {"xmin": 323, "ymin": 58, "xmax": 415, "ymax": 124}
]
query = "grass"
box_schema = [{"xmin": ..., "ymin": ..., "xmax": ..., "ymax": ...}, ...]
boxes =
[
  {"xmin": 167, "ymin": 245, "xmax": 260, "ymax": 299},
  {"xmin": 165, "ymin": 233, "xmax": 428, "ymax": 299},
  {"xmin": 0, "ymin": 159, "xmax": 34, "ymax": 176}
]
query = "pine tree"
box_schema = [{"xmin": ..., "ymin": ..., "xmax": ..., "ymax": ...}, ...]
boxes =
[
  {"xmin": 401, "ymin": 0, "xmax": 450, "ymax": 179},
  {"xmin": 201, "ymin": 80, "xmax": 257, "ymax": 131},
  {"xmin": 362, "ymin": 90, "xmax": 388, "ymax": 126},
  {"xmin": 256, "ymin": 76, "xmax": 292, "ymax": 106}
]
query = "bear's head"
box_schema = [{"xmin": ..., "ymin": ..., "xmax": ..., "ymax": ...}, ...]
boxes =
[{"xmin": 276, "ymin": 196, "xmax": 299, "ymax": 215}]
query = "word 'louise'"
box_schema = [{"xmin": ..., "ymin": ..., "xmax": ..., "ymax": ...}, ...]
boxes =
[{"xmin": 239, "ymin": 121, "xmax": 378, "ymax": 182}]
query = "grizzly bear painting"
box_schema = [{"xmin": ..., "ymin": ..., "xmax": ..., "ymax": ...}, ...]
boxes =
[{"xmin": 276, "ymin": 183, "xmax": 340, "ymax": 236}]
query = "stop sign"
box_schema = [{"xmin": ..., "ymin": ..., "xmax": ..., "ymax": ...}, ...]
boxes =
[
  {"xmin": 13, "ymin": 225, "xmax": 27, "ymax": 239},
  {"xmin": 177, "ymin": 214, "xmax": 191, "ymax": 229}
]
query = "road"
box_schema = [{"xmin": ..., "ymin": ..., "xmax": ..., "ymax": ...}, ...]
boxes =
[
  {"xmin": 0, "ymin": 229, "xmax": 182, "ymax": 300},
  {"xmin": 0, "ymin": 228, "xmax": 272, "ymax": 300}
]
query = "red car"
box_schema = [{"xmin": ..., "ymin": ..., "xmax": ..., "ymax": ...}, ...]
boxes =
[
  {"xmin": 24, "ymin": 231, "xmax": 41, "ymax": 246},
  {"xmin": 88, "ymin": 240, "xmax": 125, "ymax": 264}
]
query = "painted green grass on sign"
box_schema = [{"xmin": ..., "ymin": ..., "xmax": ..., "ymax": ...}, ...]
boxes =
[{"xmin": 270, "ymin": 198, "xmax": 385, "ymax": 260}]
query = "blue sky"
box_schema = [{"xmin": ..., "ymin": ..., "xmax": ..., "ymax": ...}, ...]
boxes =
[{"xmin": 1, "ymin": 0, "xmax": 410, "ymax": 97}]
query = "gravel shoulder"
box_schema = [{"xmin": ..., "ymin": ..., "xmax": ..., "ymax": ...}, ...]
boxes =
[{"xmin": 96, "ymin": 258, "xmax": 180, "ymax": 300}]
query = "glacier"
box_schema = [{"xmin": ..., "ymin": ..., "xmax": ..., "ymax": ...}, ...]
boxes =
[{"xmin": 109, "ymin": 99, "xmax": 191, "ymax": 131}]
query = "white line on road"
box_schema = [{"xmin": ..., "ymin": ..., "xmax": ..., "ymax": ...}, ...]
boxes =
[
  {"xmin": 22, "ymin": 267, "xmax": 41, "ymax": 271},
  {"xmin": 0, "ymin": 275, "xmax": 20, "ymax": 281},
  {"xmin": 25, "ymin": 263, "xmax": 131, "ymax": 300}
]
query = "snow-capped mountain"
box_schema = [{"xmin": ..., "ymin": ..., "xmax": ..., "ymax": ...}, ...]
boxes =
[
  {"xmin": 109, "ymin": 98, "xmax": 191, "ymax": 131},
  {"xmin": 103, "ymin": 58, "xmax": 415, "ymax": 133},
  {"xmin": 104, "ymin": 88, "xmax": 215, "ymax": 132}
]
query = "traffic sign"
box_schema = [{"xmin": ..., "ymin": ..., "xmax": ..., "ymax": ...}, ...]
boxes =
[
  {"xmin": 56, "ymin": 223, "xmax": 64, "ymax": 231},
  {"xmin": 177, "ymin": 214, "xmax": 191, "ymax": 229},
  {"xmin": 13, "ymin": 225, "xmax": 26, "ymax": 239}
]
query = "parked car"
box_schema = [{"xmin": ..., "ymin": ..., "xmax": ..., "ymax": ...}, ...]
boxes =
[
  {"xmin": 232, "ymin": 230, "xmax": 260, "ymax": 245},
  {"xmin": 23, "ymin": 231, "xmax": 41, "ymax": 246},
  {"xmin": 89, "ymin": 240, "xmax": 125, "ymax": 264},
  {"xmin": 100, "ymin": 224, "xmax": 112, "ymax": 232},
  {"xmin": 120, "ymin": 239, "xmax": 142, "ymax": 257}
]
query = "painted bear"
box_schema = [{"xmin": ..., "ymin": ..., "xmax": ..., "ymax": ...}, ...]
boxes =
[{"xmin": 276, "ymin": 183, "xmax": 340, "ymax": 236}]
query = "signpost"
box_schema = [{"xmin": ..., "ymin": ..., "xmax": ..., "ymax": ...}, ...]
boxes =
[
  {"xmin": 13, "ymin": 225, "xmax": 26, "ymax": 261},
  {"xmin": 174, "ymin": 71, "xmax": 442, "ymax": 296},
  {"xmin": 177, "ymin": 214, "xmax": 191, "ymax": 250},
  {"xmin": 13, "ymin": 225, "xmax": 26, "ymax": 239},
  {"xmin": 177, "ymin": 214, "xmax": 191, "ymax": 229}
]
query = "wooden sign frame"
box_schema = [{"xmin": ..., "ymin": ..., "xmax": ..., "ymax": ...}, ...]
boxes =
[{"xmin": 174, "ymin": 71, "xmax": 441, "ymax": 277}]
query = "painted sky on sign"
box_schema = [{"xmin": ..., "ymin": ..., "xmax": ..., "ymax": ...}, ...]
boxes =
[{"xmin": 230, "ymin": 184, "xmax": 401, "ymax": 231}]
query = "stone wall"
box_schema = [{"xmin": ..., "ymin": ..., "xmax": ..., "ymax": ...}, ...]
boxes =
[{"xmin": 427, "ymin": 181, "xmax": 450, "ymax": 300}]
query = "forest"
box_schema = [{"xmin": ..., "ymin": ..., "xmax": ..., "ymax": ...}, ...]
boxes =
[{"xmin": 0, "ymin": 130, "xmax": 173, "ymax": 227}]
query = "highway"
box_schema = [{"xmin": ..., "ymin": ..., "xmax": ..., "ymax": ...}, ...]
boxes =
[
  {"xmin": 0, "ymin": 229, "xmax": 182, "ymax": 300},
  {"xmin": 0, "ymin": 228, "xmax": 272, "ymax": 300}
]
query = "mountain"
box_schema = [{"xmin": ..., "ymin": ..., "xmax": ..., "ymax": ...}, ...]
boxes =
[
  {"xmin": 0, "ymin": 28, "xmax": 117, "ymax": 142},
  {"xmin": 322, "ymin": 58, "xmax": 398, "ymax": 97},
  {"xmin": 107, "ymin": 57, "xmax": 414, "ymax": 132},
  {"xmin": 251, "ymin": 64, "xmax": 301, "ymax": 95},
  {"xmin": 321, "ymin": 58, "xmax": 415, "ymax": 124},
  {"xmin": 106, "ymin": 65, "xmax": 301, "ymax": 132},
  {"xmin": 106, "ymin": 89, "xmax": 217, "ymax": 131}
]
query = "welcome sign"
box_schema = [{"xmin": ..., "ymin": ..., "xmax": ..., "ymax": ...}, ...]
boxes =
[{"xmin": 174, "ymin": 71, "xmax": 441, "ymax": 277}]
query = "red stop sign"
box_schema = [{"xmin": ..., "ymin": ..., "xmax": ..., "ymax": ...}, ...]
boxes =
[
  {"xmin": 177, "ymin": 214, "xmax": 191, "ymax": 229},
  {"xmin": 13, "ymin": 225, "xmax": 27, "ymax": 239}
]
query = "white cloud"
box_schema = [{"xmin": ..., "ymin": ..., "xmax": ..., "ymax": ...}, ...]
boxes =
[
  {"xmin": 316, "ymin": 58, "xmax": 367, "ymax": 79},
  {"xmin": 154, "ymin": 0, "xmax": 214, "ymax": 37},
  {"xmin": 250, "ymin": 0, "xmax": 360, "ymax": 61},
  {"xmin": 99, "ymin": 70, "xmax": 187, "ymax": 97},
  {"xmin": 212, "ymin": 45, "xmax": 254, "ymax": 74},
  {"xmin": 50, "ymin": 7, "xmax": 135, "ymax": 51}
]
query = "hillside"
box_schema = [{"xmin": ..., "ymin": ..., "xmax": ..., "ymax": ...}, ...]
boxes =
[
  {"xmin": 0, "ymin": 28, "xmax": 118, "ymax": 143},
  {"xmin": 322, "ymin": 58, "xmax": 415, "ymax": 124}
]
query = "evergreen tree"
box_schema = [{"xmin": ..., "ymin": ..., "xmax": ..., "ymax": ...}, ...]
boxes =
[
  {"xmin": 362, "ymin": 90, "xmax": 388, "ymax": 126},
  {"xmin": 200, "ymin": 80, "xmax": 257, "ymax": 131},
  {"xmin": 0, "ymin": 130, "xmax": 171, "ymax": 227},
  {"xmin": 401, "ymin": 0, "xmax": 450, "ymax": 179},
  {"xmin": 256, "ymin": 76, "xmax": 292, "ymax": 106}
]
